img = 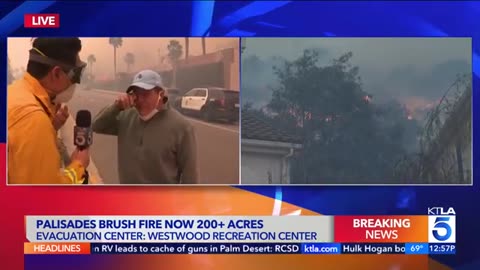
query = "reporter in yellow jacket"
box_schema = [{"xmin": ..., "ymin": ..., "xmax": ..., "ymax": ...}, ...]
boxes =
[{"xmin": 7, "ymin": 38, "xmax": 89, "ymax": 184}]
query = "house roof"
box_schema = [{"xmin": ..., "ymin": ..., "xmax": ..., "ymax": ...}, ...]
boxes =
[{"xmin": 242, "ymin": 111, "xmax": 302, "ymax": 144}]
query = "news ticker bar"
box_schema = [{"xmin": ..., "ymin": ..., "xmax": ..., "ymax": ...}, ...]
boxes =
[{"xmin": 24, "ymin": 243, "xmax": 456, "ymax": 255}]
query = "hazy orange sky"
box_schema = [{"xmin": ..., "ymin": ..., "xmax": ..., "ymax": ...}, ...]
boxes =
[{"xmin": 8, "ymin": 37, "xmax": 239, "ymax": 80}]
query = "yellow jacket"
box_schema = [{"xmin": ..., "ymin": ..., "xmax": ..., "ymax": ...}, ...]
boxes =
[{"xmin": 8, "ymin": 73, "xmax": 85, "ymax": 184}]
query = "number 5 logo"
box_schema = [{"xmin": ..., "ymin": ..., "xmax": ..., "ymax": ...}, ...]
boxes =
[{"xmin": 433, "ymin": 217, "xmax": 451, "ymax": 241}]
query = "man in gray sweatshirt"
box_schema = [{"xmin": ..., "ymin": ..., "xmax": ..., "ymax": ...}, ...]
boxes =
[{"xmin": 93, "ymin": 70, "xmax": 199, "ymax": 184}]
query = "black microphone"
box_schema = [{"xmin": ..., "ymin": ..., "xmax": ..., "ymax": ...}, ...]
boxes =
[
  {"xmin": 74, "ymin": 110, "xmax": 92, "ymax": 150},
  {"xmin": 74, "ymin": 110, "xmax": 92, "ymax": 184}
]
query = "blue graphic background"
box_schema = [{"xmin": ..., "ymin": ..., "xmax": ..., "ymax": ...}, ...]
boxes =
[{"xmin": 1, "ymin": 1, "xmax": 478, "ymax": 269}]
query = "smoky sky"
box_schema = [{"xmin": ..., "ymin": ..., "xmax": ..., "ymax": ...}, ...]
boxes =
[
  {"xmin": 8, "ymin": 37, "xmax": 239, "ymax": 82},
  {"xmin": 242, "ymin": 38, "xmax": 471, "ymax": 106}
]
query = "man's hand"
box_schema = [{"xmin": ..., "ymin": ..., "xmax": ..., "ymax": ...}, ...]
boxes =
[
  {"xmin": 70, "ymin": 148, "xmax": 90, "ymax": 169},
  {"xmin": 115, "ymin": 94, "xmax": 135, "ymax": 110},
  {"xmin": 53, "ymin": 104, "xmax": 69, "ymax": 130}
]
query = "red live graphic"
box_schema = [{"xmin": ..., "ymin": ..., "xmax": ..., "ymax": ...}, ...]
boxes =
[{"xmin": 24, "ymin": 14, "xmax": 60, "ymax": 28}]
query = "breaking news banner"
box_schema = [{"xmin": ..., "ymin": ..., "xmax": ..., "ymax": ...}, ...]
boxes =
[
  {"xmin": 334, "ymin": 215, "xmax": 429, "ymax": 243},
  {"xmin": 23, "ymin": 215, "xmax": 456, "ymax": 255}
]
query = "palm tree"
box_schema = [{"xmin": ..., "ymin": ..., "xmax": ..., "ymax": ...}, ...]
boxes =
[
  {"xmin": 124, "ymin": 52, "xmax": 135, "ymax": 73},
  {"xmin": 87, "ymin": 54, "xmax": 96, "ymax": 75},
  {"xmin": 201, "ymin": 37, "xmax": 206, "ymax": 55},
  {"xmin": 167, "ymin": 40, "xmax": 183, "ymax": 64},
  {"xmin": 184, "ymin": 37, "xmax": 189, "ymax": 61},
  {"xmin": 108, "ymin": 38, "xmax": 123, "ymax": 79},
  {"xmin": 167, "ymin": 40, "xmax": 183, "ymax": 87}
]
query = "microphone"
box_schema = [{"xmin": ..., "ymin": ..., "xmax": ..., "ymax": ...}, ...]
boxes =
[
  {"xmin": 74, "ymin": 110, "xmax": 92, "ymax": 150},
  {"xmin": 74, "ymin": 110, "xmax": 92, "ymax": 184}
]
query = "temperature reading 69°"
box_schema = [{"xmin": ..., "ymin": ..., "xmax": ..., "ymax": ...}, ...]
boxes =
[
  {"xmin": 411, "ymin": 245, "xmax": 423, "ymax": 252},
  {"xmin": 405, "ymin": 243, "xmax": 428, "ymax": 255}
]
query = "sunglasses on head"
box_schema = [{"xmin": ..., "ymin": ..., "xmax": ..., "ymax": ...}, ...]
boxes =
[{"xmin": 29, "ymin": 48, "xmax": 86, "ymax": 84}]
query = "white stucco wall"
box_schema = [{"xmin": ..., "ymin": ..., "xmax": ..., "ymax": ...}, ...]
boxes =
[
  {"xmin": 241, "ymin": 139, "xmax": 302, "ymax": 185},
  {"xmin": 241, "ymin": 152, "xmax": 284, "ymax": 184}
]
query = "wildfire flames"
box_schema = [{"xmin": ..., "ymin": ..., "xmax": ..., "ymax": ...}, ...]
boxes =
[
  {"xmin": 285, "ymin": 95, "xmax": 437, "ymax": 126},
  {"xmin": 399, "ymin": 96, "xmax": 441, "ymax": 120}
]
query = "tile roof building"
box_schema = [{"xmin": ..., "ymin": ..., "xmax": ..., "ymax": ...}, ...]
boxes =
[{"xmin": 241, "ymin": 111, "xmax": 302, "ymax": 184}]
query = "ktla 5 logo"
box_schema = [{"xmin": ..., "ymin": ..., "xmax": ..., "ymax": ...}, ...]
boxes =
[{"xmin": 428, "ymin": 216, "xmax": 456, "ymax": 243}]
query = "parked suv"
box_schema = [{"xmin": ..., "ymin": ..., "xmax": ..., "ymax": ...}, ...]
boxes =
[{"xmin": 179, "ymin": 87, "xmax": 239, "ymax": 122}]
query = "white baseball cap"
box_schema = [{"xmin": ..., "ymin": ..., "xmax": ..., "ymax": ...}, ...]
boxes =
[{"xmin": 127, "ymin": 69, "xmax": 164, "ymax": 93}]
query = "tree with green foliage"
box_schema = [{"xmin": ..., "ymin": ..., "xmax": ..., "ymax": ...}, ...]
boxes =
[
  {"xmin": 267, "ymin": 50, "xmax": 419, "ymax": 184},
  {"xmin": 167, "ymin": 40, "xmax": 183, "ymax": 87}
]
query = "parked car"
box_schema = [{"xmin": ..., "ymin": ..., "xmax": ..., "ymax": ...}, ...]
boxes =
[{"xmin": 179, "ymin": 87, "xmax": 239, "ymax": 122}]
